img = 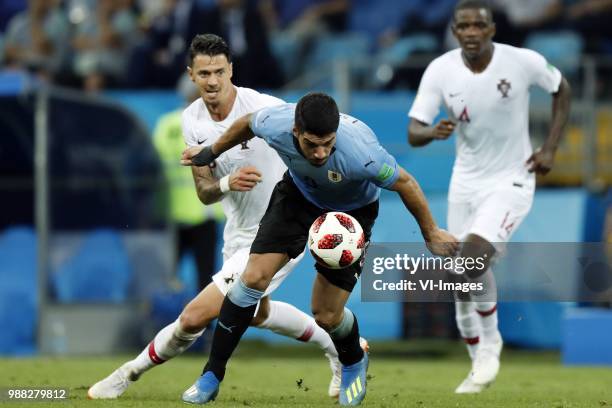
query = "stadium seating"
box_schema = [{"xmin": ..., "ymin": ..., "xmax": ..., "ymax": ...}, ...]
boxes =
[
  {"xmin": 524, "ymin": 31, "xmax": 584, "ymax": 78},
  {"xmin": 563, "ymin": 308, "xmax": 612, "ymax": 365},
  {"xmin": 0, "ymin": 226, "xmax": 37, "ymax": 355},
  {"xmin": 51, "ymin": 229, "xmax": 133, "ymax": 303}
]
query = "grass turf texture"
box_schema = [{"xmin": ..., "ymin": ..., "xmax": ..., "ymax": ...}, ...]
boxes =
[{"xmin": 1, "ymin": 340, "xmax": 610, "ymax": 407}]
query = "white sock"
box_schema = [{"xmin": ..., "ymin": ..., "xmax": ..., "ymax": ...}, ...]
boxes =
[
  {"xmin": 455, "ymin": 300, "xmax": 479, "ymax": 360},
  {"xmin": 129, "ymin": 319, "xmax": 204, "ymax": 376},
  {"xmin": 257, "ymin": 301, "xmax": 337, "ymax": 356},
  {"xmin": 468, "ymin": 268, "xmax": 500, "ymax": 345}
]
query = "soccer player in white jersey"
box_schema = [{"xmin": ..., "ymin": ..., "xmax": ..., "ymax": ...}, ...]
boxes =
[
  {"xmin": 88, "ymin": 34, "xmax": 356, "ymax": 400},
  {"xmin": 408, "ymin": 0, "xmax": 571, "ymax": 394}
]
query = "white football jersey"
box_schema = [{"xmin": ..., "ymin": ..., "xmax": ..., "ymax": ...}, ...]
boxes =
[
  {"xmin": 409, "ymin": 43, "xmax": 562, "ymax": 202},
  {"xmin": 182, "ymin": 87, "xmax": 286, "ymax": 259}
]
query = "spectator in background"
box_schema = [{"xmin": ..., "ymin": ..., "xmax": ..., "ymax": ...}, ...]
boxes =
[
  {"xmin": 490, "ymin": 0, "xmax": 563, "ymax": 45},
  {"xmin": 126, "ymin": 0, "xmax": 207, "ymax": 88},
  {"xmin": 198, "ymin": 0, "xmax": 284, "ymax": 89},
  {"xmin": 259, "ymin": 0, "xmax": 350, "ymax": 78},
  {"xmin": 152, "ymin": 76, "xmax": 225, "ymax": 290},
  {"xmin": 395, "ymin": 0, "xmax": 456, "ymax": 43},
  {"xmin": 0, "ymin": 0, "xmax": 27, "ymax": 33},
  {"xmin": 3, "ymin": 0, "xmax": 70, "ymax": 81},
  {"xmin": 72, "ymin": 0, "xmax": 140, "ymax": 91},
  {"xmin": 260, "ymin": 0, "xmax": 349, "ymax": 35},
  {"xmin": 565, "ymin": 0, "xmax": 612, "ymax": 53}
]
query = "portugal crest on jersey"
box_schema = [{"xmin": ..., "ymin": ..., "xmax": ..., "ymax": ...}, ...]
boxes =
[
  {"xmin": 328, "ymin": 170, "xmax": 342, "ymax": 183},
  {"xmin": 497, "ymin": 79, "xmax": 511, "ymax": 98}
]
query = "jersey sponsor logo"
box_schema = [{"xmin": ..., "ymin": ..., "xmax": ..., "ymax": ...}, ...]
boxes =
[
  {"xmin": 458, "ymin": 106, "xmax": 471, "ymax": 123},
  {"xmin": 197, "ymin": 137, "xmax": 208, "ymax": 145},
  {"xmin": 497, "ymin": 79, "xmax": 511, "ymax": 98},
  {"xmin": 328, "ymin": 170, "xmax": 343, "ymax": 183},
  {"xmin": 364, "ymin": 158, "xmax": 375, "ymax": 168},
  {"xmin": 449, "ymin": 92, "xmax": 462, "ymax": 98},
  {"xmin": 376, "ymin": 163, "xmax": 395, "ymax": 183}
]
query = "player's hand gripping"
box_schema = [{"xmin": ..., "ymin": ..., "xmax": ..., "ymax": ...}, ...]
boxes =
[
  {"xmin": 526, "ymin": 147, "xmax": 555, "ymax": 175},
  {"xmin": 181, "ymin": 145, "xmax": 219, "ymax": 167},
  {"xmin": 430, "ymin": 119, "xmax": 456, "ymax": 140},
  {"xmin": 229, "ymin": 166, "xmax": 262, "ymax": 192},
  {"xmin": 425, "ymin": 228, "xmax": 459, "ymax": 257}
]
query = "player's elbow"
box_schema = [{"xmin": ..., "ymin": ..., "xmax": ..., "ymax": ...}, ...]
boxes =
[
  {"xmin": 407, "ymin": 130, "xmax": 419, "ymax": 147},
  {"xmin": 407, "ymin": 121, "xmax": 427, "ymax": 147}
]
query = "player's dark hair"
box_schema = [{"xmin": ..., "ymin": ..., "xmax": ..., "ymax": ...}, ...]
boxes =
[
  {"xmin": 453, "ymin": 0, "xmax": 493, "ymax": 22},
  {"xmin": 188, "ymin": 34, "xmax": 232, "ymax": 66},
  {"xmin": 295, "ymin": 93, "xmax": 340, "ymax": 136}
]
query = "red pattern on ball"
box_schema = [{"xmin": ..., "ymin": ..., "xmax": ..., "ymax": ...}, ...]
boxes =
[
  {"xmin": 311, "ymin": 214, "xmax": 327, "ymax": 233},
  {"xmin": 356, "ymin": 232, "xmax": 365, "ymax": 249},
  {"xmin": 317, "ymin": 234, "xmax": 343, "ymax": 249},
  {"xmin": 334, "ymin": 214, "xmax": 355, "ymax": 233},
  {"xmin": 339, "ymin": 250, "xmax": 354, "ymax": 267}
]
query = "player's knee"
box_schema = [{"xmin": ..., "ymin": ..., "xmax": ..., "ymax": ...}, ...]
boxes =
[
  {"xmin": 180, "ymin": 306, "xmax": 212, "ymax": 333},
  {"xmin": 241, "ymin": 267, "xmax": 273, "ymax": 291},
  {"xmin": 312, "ymin": 309, "xmax": 341, "ymax": 332}
]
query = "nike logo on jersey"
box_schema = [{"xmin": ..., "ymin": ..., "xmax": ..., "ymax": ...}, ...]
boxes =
[
  {"xmin": 218, "ymin": 321, "xmax": 236, "ymax": 333},
  {"xmin": 449, "ymin": 92, "xmax": 462, "ymax": 98},
  {"xmin": 197, "ymin": 138, "xmax": 208, "ymax": 145},
  {"xmin": 261, "ymin": 115, "xmax": 270, "ymax": 124},
  {"xmin": 364, "ymin": 160, "xmax": 375, "ymax": 168}
]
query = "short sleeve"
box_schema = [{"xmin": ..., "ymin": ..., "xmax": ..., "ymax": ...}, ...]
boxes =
[
  {"xmin": 519, "ymin": 48, "xmax": 562, "ymax": 94},
  {"xmin": 361, "ymin": 142, "xmax": 400, "ymax": 189},
  {"xmin": 181, "ymin": 109, "xmax": 197, "ymax": 147},
  {"xmin": 249, "ymin": 103, "xmax": 294, "ymax": 143},
  {"xmin": 253, "ymin": 93, "xmax": 285, "ymax": 110},
  {"xmin": 408, "ymin": 60, "xmax": 444, "ymax": 125}
]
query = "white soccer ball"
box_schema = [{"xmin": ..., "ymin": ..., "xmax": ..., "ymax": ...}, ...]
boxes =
[{"xmin": 308, "ymin": 212, "xmax": 365, "ymax": 269}]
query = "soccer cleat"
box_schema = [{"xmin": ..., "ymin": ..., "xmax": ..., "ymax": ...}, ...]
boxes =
[
  {"xmin": 338, "ymin": 352, "xmax": 369, "ymax": 406},
  {"xmin": 182, "ymin": 371, "xmax": 220, "ymax": 404},
  {"xmin": 455, "ymin": 373, "xmax": 487, "ymax": 394},
  {"xmin": 87, "ymin": 362, "xmax": 139, "ymax": 399},
  {"xmin": 471, "ymin": 336, "xmax": 503, "ymax": 386},
  {"xmin": 328, "ymin": 337, "xmax": 370, "ymax": 398}
]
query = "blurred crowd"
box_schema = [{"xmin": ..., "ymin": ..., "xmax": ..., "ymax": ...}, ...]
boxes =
[{"xmin": 1, "ymin": 0, "xmax": 611, "ymax": 92}]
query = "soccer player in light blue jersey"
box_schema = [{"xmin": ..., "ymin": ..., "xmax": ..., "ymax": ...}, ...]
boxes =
[{"xmin": 180, "ymin": 92, "xmax": 459, "ymax": 406}]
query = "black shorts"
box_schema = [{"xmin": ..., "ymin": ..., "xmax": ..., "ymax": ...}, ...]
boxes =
[{"xmin": 251, "ymin": 172, "xmax": 379, "ymax": 291}]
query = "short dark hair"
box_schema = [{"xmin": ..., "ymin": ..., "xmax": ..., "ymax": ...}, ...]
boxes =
[
  {"xmin": 453, "ymin": 0, "xmax": 493, "ymax": 22},
  {"xmin": 188, "ymin": 34, "xmax": 232, "ymax": 66},
  {"xmin": 295, "ymin": 93, "xmax": 340, "ymax": 136}
]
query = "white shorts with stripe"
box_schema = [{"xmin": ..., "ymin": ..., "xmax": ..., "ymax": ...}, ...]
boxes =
[
  {"xmin": 447, "ymin": 184, "xmax": 534, "ymax": 251},
  {"xmin": 212, "ymin": 246, "xmax": 303, "ymax": 297}
]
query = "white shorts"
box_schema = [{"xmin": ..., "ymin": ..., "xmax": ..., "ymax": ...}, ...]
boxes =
[
  {"xmin": 212, "ymin": 247, "xmax": 304, "ymax": 297},
  {"xmin": 448, "ymin": 186, "xmax": 533, "ymax": 250}
]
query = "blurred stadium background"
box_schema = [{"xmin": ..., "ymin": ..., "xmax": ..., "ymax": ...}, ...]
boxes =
[{"xmin": 1, "ymin": 0, "xmax": 611, "ymax": 390}]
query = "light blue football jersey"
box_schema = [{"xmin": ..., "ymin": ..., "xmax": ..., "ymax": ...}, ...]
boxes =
[{"xmin": 250, "ymin": 103, "xmax": 399, "ymax": 211}]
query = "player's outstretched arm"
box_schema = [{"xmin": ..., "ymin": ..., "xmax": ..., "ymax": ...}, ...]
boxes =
[
  {"xmin": 181, "ymin": 113, "xmax": 255, "ymax": 167},
  {"xmin": 191, "ymin": 165, "xmax": 263, "ymax": 205},
  {"xmin": 527, "ymin": 76, "xmax": 572, "ymax": 174},
  {"xmin": 408, "ymin": 118, "xmax": 456, "ymax": 147},
  {"xmin": 389, "ymin": 166, "xmax": 459, "ymax": 256}
]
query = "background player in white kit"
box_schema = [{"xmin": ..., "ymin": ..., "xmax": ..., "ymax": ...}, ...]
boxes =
[
  {"xmin": 88, "ymin": 34, "xmax": 355, "ymax": 400},
  {"xmin": 408, "ymin": 0, "xmax": 571, "ymax": 394}
]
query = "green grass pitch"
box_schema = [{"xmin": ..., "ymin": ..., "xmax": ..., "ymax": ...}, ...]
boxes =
[{"xmin": 1, "ymin": 341, "xmax": 610, "ymax": 407}]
